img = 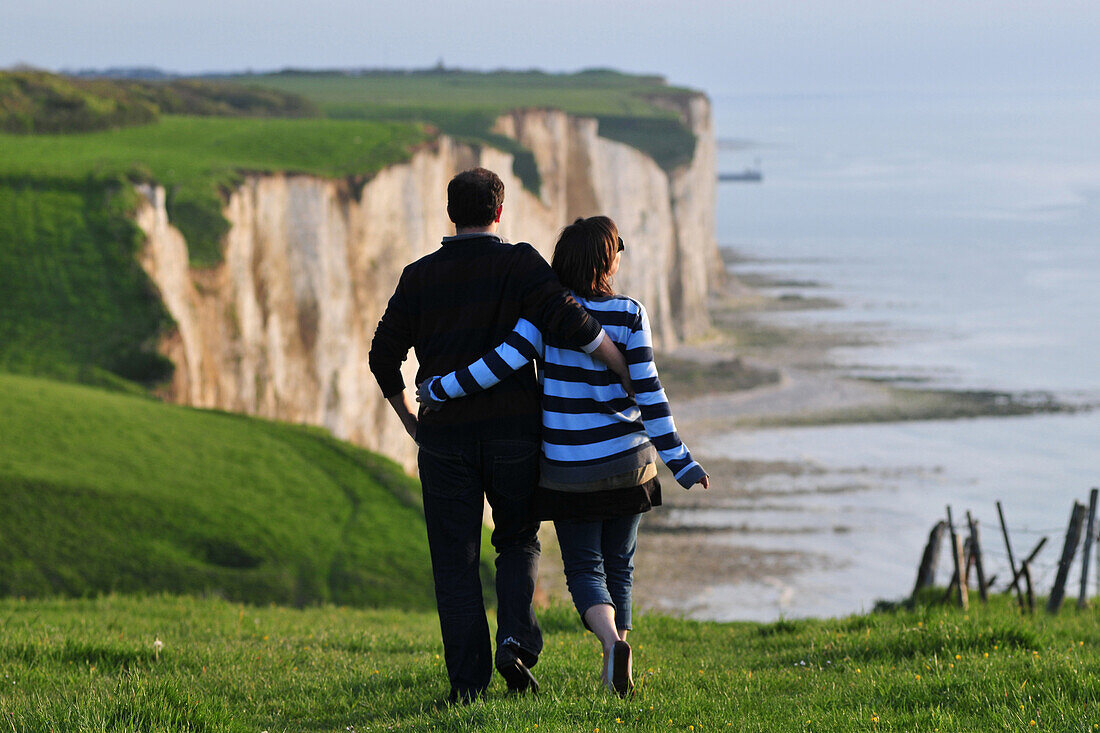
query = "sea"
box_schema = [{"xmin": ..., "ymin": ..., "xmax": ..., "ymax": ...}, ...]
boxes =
[{"xmin": 686, "ymin": 91, "xmax": 1100, "ymax": 621}]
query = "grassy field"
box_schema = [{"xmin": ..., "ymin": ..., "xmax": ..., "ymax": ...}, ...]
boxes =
[
  {"xmin": 0, "ymin": 373, "xmax": 495, "ymax": 609},
  {"xmin": 1, "ymin": 592, "xmax": 1096, "ymax": 731}
]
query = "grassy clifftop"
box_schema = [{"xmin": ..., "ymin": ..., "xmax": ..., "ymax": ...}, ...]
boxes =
[
  {"xmin": 0, "ymin": 373, "xmax": 481, "ymax": 609},
  {"xmin": 245, "ymin": 68, "xmax": 701, "ymax": 177}
]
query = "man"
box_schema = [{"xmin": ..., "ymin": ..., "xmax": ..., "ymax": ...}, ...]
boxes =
[{"xmin": 369, "ymin": 167, "xmax": 629, "ymax": 703}]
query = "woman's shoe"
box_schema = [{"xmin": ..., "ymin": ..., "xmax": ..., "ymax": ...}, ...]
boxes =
[{"xmin": 607, "ymin": 641, "xmax": 633, "ymax": 697}]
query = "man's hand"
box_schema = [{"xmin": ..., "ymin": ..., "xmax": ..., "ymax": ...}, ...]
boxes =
[
  {"xmin": 696, "ymin": 475, "xmax": 710, "ymax": 490},
  {"xmin": 591, "ymin": 332, "xmax": 634, "ymax": 397},
  {"xmin": 387, "ymin": 392, "xmax": 418, "ymax": 440}
]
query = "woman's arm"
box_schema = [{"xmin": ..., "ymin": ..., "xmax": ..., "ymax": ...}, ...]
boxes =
[
  {"xmin": 417, "ymin": 318, "xmax": 545, "ymax": 408},
  {"xmin": 625, "ymin": 303, "xmax": 708, "ymax": 489}
]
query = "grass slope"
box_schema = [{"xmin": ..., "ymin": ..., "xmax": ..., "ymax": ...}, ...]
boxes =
[
  {"xmin": 0, "ymin": 373, "xmax": 483, "ymax": 609},
  {"xmin": 1, "ymin": 593, "xmax": 1096, "ymax": 731},
  {"xmin": 0, "ymin": 177, "xmax": 173, "ymax": 385}
]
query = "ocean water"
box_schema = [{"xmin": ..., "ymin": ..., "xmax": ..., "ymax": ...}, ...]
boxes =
[{"xmin": 687, "ymin": 92, "xmax": 1100, "ymax": 621}]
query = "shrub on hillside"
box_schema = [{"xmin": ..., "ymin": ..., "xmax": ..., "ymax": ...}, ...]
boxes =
[{"xmin": 0, "ymin": 70, "xmax": 318, "ymax": 134}]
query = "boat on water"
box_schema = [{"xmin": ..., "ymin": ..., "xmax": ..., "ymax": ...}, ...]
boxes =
[
  {"xmin": 719, "ymin": 157, "xmax": 763, "ymax": 182},
  {"xmin": 718, "ymin": 168, "xmax": 763, "ymax": 182}
]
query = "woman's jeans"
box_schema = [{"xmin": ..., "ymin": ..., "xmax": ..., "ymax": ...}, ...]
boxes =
[{"xmin": 554, "ymin": 513, "xmax": 642, "ymax": 632}]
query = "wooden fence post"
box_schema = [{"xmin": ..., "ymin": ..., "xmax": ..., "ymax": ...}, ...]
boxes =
[
  {"xmin": 997, "ymin": 501, "xmax": 1024, "ymax": 609},
  {"xmin": 1078, "ymin": 488, "xmax": 1099, "ymax": 609},
  {"xmin": 967, "ymin": 511, "xmax": 988, "ymax": 602},
  {"xmin": 912, "ymin": 520, "xmax": 946, "ymax": 596},
  {"xmin": 1007, "ymin": 537, "xmax": 1048, "ymax": 595},
  {"xmin": 1048, "ymin": 502, "xmax": 1086, "ymax": 614},
  {"xmin": 946, "ymin": 506, "xmax": 968, "ymax": 610},
  {"xmin": 1022, "ymin": 561, "xmax": 1036, "ymax": 614}
]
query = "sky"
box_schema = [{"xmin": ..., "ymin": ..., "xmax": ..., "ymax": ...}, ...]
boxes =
[{"xmin": 5, "ymin": 0, "xmax": 1100, "ymax": 97}]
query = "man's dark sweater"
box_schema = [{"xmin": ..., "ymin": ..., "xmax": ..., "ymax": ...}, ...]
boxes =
[{"xmin": 369, "ymin": 233, "xmax": 602, "ymax": 445}]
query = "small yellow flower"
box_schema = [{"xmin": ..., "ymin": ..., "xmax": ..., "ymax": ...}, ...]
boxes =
[
  {"xmin": 1030, "ymin": 721, "xmax": 1036, "ymax": 727},
  {"xmin": 949, "ymin": 663, "xmax": 954, "ymax": 669},
  {"xmin": 616, "ymin": 719, "xmax": 623, "ymax": 724},
  {"xmin": 915, "ymin": 674, "xmax": 921, "ymax": 681},
  {"xmin": 856, "ymin": 668, "xmax": 862, "ymax": 674},
  {"xmin": 984, "ymin": 652, "xmax": 989, "ymax": 658},
  {"xmin": 955, "ymin": 654, "xmax": 961, "ymax": 660},
  {"xmin": 872, "ymin": 715, "xmax": 880, "ymax": 723}
]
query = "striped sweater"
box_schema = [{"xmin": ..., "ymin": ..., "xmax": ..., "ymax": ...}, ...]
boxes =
[{"xmin": 423, "ymin": 294, "xmax": 706, "ymax": 490}]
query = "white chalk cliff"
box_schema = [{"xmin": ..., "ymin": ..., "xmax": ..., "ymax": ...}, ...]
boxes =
[{"xmin": 135, "ymin": 99, "xmax": 719, "ymax": 470}]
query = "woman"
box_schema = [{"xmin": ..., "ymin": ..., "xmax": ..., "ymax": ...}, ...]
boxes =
[{"xmin": 418, "ymin": 216, "xmax": 708, "ymax": 697}]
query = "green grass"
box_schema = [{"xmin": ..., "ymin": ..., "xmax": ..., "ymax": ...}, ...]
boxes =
[
  {"xmin": 0, "ymin": 373, "xmax": 494, "ymax": 609},
  {"xmin": 1, "ymin": 593, "xmax": 1097, "ymax": 731}
]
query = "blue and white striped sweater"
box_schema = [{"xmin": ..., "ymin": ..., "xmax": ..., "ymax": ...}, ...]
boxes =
[{"xmin": 425, "ymin": 294, "xmax": 705, "ymax": 489}]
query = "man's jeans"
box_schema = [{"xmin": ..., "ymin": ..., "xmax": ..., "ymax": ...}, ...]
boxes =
[
  {"xmin": 554, "ymin": 513, "xmax": 642, "ymax": 632},
  {"xmin": 417, "ymin": 438, "xmax": 543, "ymax": 701}
]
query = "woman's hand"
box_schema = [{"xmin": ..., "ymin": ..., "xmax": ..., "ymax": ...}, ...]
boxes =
[{"xmin": 416, "ymin": 379, "xmax": 445, "ymax": 411}]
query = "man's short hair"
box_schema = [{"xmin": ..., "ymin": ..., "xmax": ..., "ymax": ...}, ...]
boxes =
[{"xmin": 447, "ymin": 168, "xmax": 505, "ymax": 228}]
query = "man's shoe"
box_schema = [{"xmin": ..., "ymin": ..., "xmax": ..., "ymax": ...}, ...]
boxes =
[
  {"xmin": 495, "ymin": 644, "xmax": 539, "ymax": 694},
  {"xmin": 608, "ymin": 641, "xmax": 634, "ymax": 698}
]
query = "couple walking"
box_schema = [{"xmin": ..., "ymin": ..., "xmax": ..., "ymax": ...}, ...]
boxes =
[{"xmin": 369, "ymin": 167, "xmax": 708, "ymax": 703}]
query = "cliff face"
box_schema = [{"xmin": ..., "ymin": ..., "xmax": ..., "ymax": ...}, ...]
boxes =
[{"xmin": 136, "ymin": 100, "xmax": 718, "ymax": 469}]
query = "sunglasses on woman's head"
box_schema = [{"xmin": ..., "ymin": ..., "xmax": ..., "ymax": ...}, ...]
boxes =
[{"xmin": 617, "ymin": 237, "xmax": 625, "ymax": 253}]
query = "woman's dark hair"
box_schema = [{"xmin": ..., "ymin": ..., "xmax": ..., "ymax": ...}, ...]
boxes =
[
  {"xmin": 551, "ymin": 216, "xmax": 619, "ymax": 298},
  {"xmin": 447, "ymin": 168, "xmax": 505, "ymax": 227}
]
